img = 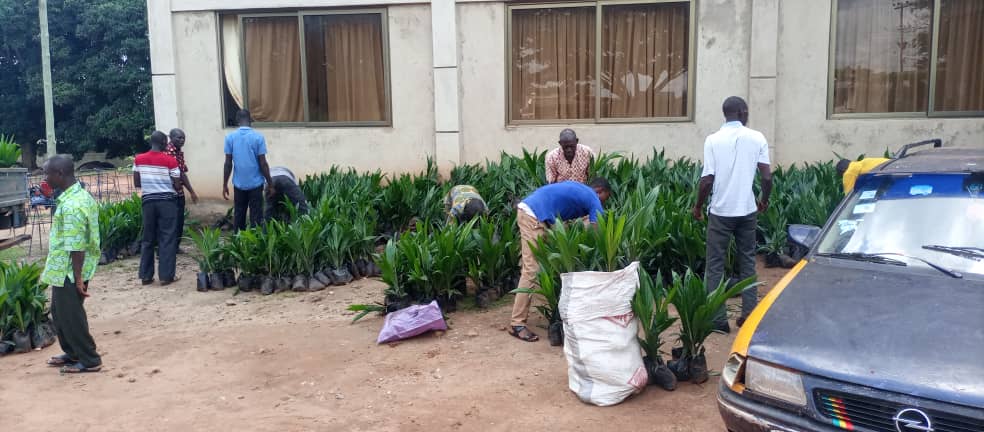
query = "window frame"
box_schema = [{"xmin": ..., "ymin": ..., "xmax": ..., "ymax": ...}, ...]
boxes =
[
  {"xmin": 223, "ymin": 8, "xmax": 393, "ymax": 128},
  {"xmin": 826, "ymin": 0, "xmax": 984, "ymax": 119},
  {"xmin": 505, "ymin": 0, "xmax": 697, "ymax": 126}
]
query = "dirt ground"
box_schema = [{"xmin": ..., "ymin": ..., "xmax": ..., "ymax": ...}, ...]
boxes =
[{"xmin": 1, "ymin": 246, "xmax": 788, "ymax": 432}]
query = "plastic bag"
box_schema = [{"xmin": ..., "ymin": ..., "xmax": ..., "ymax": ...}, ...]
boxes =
[
  {"xmin": 377, "ymin": 300, "xmax": 447, "ymax": 344},
  {"xmin": 559, "ymin": 262, "xmax": 647, "ymax": 406}
]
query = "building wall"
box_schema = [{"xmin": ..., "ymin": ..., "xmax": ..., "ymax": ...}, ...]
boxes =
[
  {"xmin": 773, "ymin": 0, "xmax": 984, "ymax": 164},
  {"xmin": 167, "ymin": 5, "xmax": 435, "ymax": 197},
  {"xmin": 457, "ymin": 0, "xmax": 754, "ymax": 164}
]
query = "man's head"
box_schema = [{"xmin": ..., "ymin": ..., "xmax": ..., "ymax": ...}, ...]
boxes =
[
  {"xmin": 236, "ymin": 110, "xmax": 253, "ymax": 126},
  {"xmin": 558, "ymin": 129, "xmax": 579, "ymax": 160},
  {"xmin": 590, "ymin": 177, "xmax": 612, "ymax": 204},
  {"xmin": 836, "ymin": 159, "xmax": 852, "ymax": 177},
  {"xmin": 43, "ymin": 155, "xmax": 76, "ymax": 190},
  {"xmin": 149, "ymin": 130, "xmax": 168, "ymax": 151},
  {"xmin": 169, "ymin": 128, "xmax": 186, "ymax": 148},
  {"xmin": 722, "ymin": 96, "xmax": 749, "ymax": 125},
  {"xmin": 459, "ymin": 198, "xmax": 487, "ymax": 223}
]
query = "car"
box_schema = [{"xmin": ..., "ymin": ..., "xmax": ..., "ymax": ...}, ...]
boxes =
[{"xmin": 717, "ymin": 143, "xmax": 984, "ymax": 432}]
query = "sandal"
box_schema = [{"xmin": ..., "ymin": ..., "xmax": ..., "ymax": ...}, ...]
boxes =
[
  {"xmin": 509, "ymin": 326, "xmax": 540, "ymax": 342},
  {"xmin": 47, "ymin": 354, "xmax": 77, "ymax": 367},
  {"xmin": 60, "ymin": 362, "xmax": 102, "ymax": 374}
]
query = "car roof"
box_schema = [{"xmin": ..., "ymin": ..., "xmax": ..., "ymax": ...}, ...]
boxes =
[{"xmin": 874, "ymin": 147, "xmax": 984, "ymax": 174}]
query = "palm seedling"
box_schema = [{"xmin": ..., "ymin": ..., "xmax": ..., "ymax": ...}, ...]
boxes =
[
  {"xmin": 0, "ymin": 134, "xmax": 21, "ymax": 168},
  {"xmin": 185, "ymin": 227, "xmax": 222, "ymax": 290},
  {"xmin": 668, "ymin": 270, "xmax": 758, "ymax": 384},
  {"xmin": 632, "ymin": 268, "xmax": 678, "ymax": 390},
  {"xmin": 428, "ymin": 219, "xmax": 477, "ymax": 311}
]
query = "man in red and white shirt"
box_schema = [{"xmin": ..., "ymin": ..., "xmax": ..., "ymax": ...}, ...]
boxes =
[
  {"xmin": 545, "ymin": 129, "xmax": 594, "ymax": 184},
  {"xmin": 133, "ymin": 131, "xmax": 182, "ymax": 286}
]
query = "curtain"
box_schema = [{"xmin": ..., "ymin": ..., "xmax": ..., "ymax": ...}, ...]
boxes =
[
  {"xmin": 935, "ymin": 0, "xmax": 984, "ymax": 112},
  {"xmin": 510, "ymin": 7, "xmax": 595, "ymax": 121},
  {"xmin": 305, "ymin": 14, "xmax": 386, "ymax": 122},
  {"xmin": 244, "ymin": 17, "xmax": 304, "ymax": 122},
  {"xmin": 833, "ymin": 0, "xmax": 932, "ymax": 114},
  {"xmin": 601, "ymin": 3, "xmax": 689, "ymax": 118},
  {"xmin": 221, "ymin": 16, "xmax": 244, "ymax": 110}
]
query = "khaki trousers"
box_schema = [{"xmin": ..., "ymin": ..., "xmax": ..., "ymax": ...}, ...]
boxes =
[{"xmin": 510, "ymin": 209, "xmax": 546, "ymax": 327}]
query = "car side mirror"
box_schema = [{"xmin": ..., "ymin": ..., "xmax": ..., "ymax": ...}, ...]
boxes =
[{"xmin": 788, "ymin": 224, "xmax": 822, "ymax": 250}]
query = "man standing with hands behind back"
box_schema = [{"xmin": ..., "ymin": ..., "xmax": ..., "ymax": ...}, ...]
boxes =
[
  {"xmin": 165, "ymin": 128, "xmax": 198, "ymax": 250},
  {"xmin": 40, "ymin": 155, "xmax": 103, "ymax": 373},
  {"xmin": 223, "ymin": 110, "xmax": 274, "ymax": 231},
  {"xmin": 693, "ymin": 96, "xmax": 772, "ymax": 333}
]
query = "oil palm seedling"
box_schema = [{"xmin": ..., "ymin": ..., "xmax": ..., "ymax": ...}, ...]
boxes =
[
  {"xmin": 511, "ymin": 271, "xmax": 563, "ymax": 345},
  {"xmin": 0, "ymin": 134, "xmax": 21, "ymax": 167},
  {"xmin": 186, "ymin": 227, "xmax": 222, "ymax": 291},
  {"xmin": 668, "ymin": 271, "xmax": 758, "ymax": 384},
  {"xmin": 0, "ymin": 262, "xmax": 49, "ymax": 354},
  {"xmin": 632, "ymin": 268, "xmax": 678, "ymax": 390}
]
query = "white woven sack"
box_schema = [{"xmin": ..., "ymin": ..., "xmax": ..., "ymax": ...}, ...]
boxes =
[{"xmin": 558, "ymin": 261, "xmax": 647, "ymax": 406}]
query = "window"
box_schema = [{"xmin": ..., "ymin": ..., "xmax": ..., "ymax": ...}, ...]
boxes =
[
  {"xmin": 830, "ymin": 0, "xmax": 984, "ymax": 117},
  {"xmin": 221, "ymin": 10, "xmax": 390, "ymax": 126},
  {"xmin": 508, "ymin": 1, "xmax": 694, "ymax": 123}
]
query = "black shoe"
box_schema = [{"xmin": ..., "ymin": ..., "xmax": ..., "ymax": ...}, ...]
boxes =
[
  {"xmin": 141, "ymin": 279, "xmax": 154, "ymax": 286},
  {"xmin": 713, "ymin": 321, "xmax": 731, "ymax": 334}
]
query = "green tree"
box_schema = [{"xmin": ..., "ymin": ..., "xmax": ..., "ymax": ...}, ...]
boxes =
[{"xmin": 0, "ymin": 0, "xmax": 153, "ymax": 168}]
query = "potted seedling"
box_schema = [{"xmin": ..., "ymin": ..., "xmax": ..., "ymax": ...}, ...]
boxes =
[
  {"xmin": 186, "ymin": 227, "xmax": 221, "ymax": 291},
  {"xmin": 324, "ymin": 222, "xmax": 353, "ymax": 285},
  {"xmin": 632, "ymin": 268, "xmax": 678, "ymax": 391},
  {"xmin": 226, "ymin": 230, "xmax": 261, "ymax": 293},
  {"xmin": 668, "ymin": 271, "xmax": 756, "ymax": 384}
]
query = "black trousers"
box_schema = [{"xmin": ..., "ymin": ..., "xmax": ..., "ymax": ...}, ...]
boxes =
[
  {"xmin": 704, "ymin": 212, "xmax": 759, "ymax": 323},
  {"xmin": 140, "ymin": 199, "xmax": 178, "ymax": 282},
  {"xmin": 176, "ymin": 195, "xmax": 186, "ymax": 247},
  {"xmin": 51, "ymin": 277, "xmax": 101, "ymax": 367},
  {"xmin": 234, "ymin": 186, "xmax": 264, "ymax": 231}
]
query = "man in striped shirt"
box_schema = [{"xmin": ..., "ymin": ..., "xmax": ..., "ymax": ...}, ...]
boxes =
[{"xmin": 133, "ymin": 131, "xmax": 182, "ymax": 285}]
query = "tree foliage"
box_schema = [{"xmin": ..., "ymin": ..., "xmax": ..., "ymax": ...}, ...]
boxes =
[{"xmin": 0, "ymin": 0, "xmax": 152, "ymax": 166}]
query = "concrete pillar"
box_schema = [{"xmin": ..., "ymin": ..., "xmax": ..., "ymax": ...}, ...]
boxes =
[
  {"xmin": 748, "ymin": 0, "xmax": 779, "ymax": 160},
  {"xmin": 431, "ymin": 0, "xmax": 461, "ymax": 176},
  {"xmin": 147, "ymin": 0, "xmax": 179, "ymax": 130}
]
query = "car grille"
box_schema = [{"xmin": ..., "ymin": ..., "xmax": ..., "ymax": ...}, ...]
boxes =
[{"xmin": 816, "ymin": 390, "xmax": 984, "ymax": 432}]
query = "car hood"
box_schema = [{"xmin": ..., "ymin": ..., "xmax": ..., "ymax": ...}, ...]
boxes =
[{"xmin": 748, "ymin": 260, "xmax": 984, "ymax": 408}]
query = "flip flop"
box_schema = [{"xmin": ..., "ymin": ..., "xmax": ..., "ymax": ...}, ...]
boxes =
[
  {"xmin": 60, "ymin": 362, "xmax": 102, "ymax": 374},
  {"xmin": 47, "ymin": 354, "xmax": 77, "ymax": 367},
  {"xmin": 509, "ymin": 326, "xmax": 540, "ymax": 342}
]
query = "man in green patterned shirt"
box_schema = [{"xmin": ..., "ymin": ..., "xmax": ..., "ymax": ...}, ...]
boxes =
[
  {"xmin": 40, "ymin": 155, "xmax": 103, "ymax": 373},
  {"xmin": 444, "ymin": 185, "xmax": 487, "ymax": 224}
]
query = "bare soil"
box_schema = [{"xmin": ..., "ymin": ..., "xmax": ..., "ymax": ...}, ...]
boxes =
[{"xmin": 0, "ymin": 252, "xmax": 788, "ymax": 432}]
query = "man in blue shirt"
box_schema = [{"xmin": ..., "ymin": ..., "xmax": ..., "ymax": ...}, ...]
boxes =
[
  {"xmin": 509, "ymin": 178, "xmax": 611, "ymax": 342},
  {"xmin": 223, "ymin": 110, "xmax": 274, "ymax": 231}
]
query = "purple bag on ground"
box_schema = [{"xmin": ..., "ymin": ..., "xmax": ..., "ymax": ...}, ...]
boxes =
[{"xmin": 377, "ymin": 300, "xmax": 448, "ymax": 344}]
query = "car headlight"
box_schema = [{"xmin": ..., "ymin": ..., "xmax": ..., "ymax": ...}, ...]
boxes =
[
  {"xmin": 745, "ymin": 359, "xmax": 807, "ymax": 406},
  {"xmin": 722, "ymin": 354, "xmax": 745, "ymax": 389}
]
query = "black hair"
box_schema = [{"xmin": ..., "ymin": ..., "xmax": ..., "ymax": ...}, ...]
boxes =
[
  {"xmin": 836, "ymin": 159, "xmax": 852, "ymax": 175},
  {"xmin": 169, "ymin": 128, "xmax": 185, "ymax": 139},
  {"xmin": 589, "ymin": 177, "xmax": 612, "ymax": 193},
  {"xmin": 149, "ymin": 131, "xmax": 168, "ymax": 150},
  {"xmin": 459, "ymin": 198, "xmax": 487, "ymax": 223},
  {"xmin": 236, "ymin": 110, "xmax": 252, "ymax": 125},
  {"xmin": 722, "ymin": 96, "xmax": 748, "ymax": 118}
]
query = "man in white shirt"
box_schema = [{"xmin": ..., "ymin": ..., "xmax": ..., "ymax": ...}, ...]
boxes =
[{"xmin": 692, "ymin": 96, "xmax": 773, "ymax": 333}]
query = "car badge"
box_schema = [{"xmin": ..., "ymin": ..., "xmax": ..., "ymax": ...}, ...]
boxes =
[{"xmin": 893, "ymin": 408, "xmax": 934, "ymax": 432}]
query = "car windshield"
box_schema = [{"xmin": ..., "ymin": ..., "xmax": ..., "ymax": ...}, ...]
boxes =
[{"xmin": 816, "ymin": 173, "xmax": 984, "ymax": 277}]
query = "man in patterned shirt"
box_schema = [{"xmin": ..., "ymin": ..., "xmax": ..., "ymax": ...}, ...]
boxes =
[
  {"xmin": 166, "ymin": 128, "xmax": 198, "ymax": 250},
  {"xmin": 39, "ymin": 155, "xmax": 103, "ymax": 373},
  {"xmin": 545, "ymin": 129, "xmax": 594, "ymax": 184},
  {"xmin": 443, "ymin": 185, "xmax": 487, "ymax": 224},
  {"xmin": 134, "ymin": 131, "xmax": 182, "ymax": 285}
]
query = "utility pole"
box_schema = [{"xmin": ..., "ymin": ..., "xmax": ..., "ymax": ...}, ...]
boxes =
[{"xmin": 38, "ymin": 0, "xmax": 56, "ymax": 158}]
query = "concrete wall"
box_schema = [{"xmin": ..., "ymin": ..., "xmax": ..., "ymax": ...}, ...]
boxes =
[
  {"xmin": 457, "ymin": 0, "xmax": 753, "ymax": 164},
  {"xmin": 166, "ymin": 6, "xmax": 435, "ymax": 197},
  {"xmin": 773, "ymin": 0, "xmax": 984, "ymax": 164}
]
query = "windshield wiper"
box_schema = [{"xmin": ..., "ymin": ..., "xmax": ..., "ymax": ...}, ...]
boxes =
[
  {"xmin": 815, "ymin": 252, "xmax": 907, "ymax": 266},
  {"xmin": 817, "ymin": 252, "xmax": 963, "ymax": 279},
  {"xmin": 922, "ymin": 245, "xmax": 984, "ymax": 262}
]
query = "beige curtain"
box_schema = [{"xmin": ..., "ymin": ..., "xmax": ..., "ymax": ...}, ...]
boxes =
[
  {"xmin": 221, "ymin": 16, "xmax": 244, "ymax": 109},
  {"xmin": 305, "ymin": 14, "xmax": 386, "ymax": 122},
  {"xmin": 510, "ymin": 7, "xmax": 596, "ymax": 121},
  {"xmin": 935, "ymin": 0, "xmax": 984, "ymax": 112},
  {"xmin": 601, "ymin": 3, "xmax": 688, "ymax": 118},
  {"xmin": 244, "ymin": 17, "xmax": 304, "ymax": 122},
  {"xmin": 833, "ymin": 0, "xmax": 932, "ymax": 114}
]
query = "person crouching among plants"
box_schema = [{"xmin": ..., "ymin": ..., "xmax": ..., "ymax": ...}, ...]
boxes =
[
  {"xmin": 265, "ymin": 166, "xmax": 309, "ymax": 223},
  {"xmin": 444, "ymin": 185, "xmax": 487, "ymax": 224},
  {"xmin": 509, "ymin": 178, "xmax": 611, "ymax": 342},
  {"xmin": 40, "ymin": 155, "xmax": 103, "ymax": 373}
]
